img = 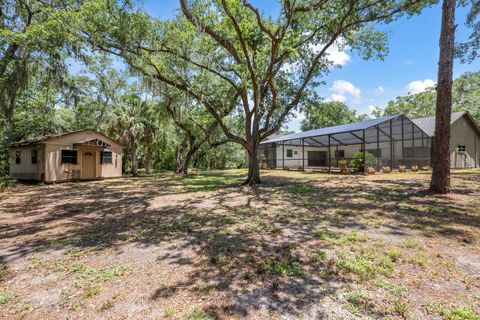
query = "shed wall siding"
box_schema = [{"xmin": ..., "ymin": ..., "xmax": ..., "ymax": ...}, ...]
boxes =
[
  {"xmin": 10, "ymin": 130, "xmax": 123, "ymax": 182},
  {"xmin": 450, "ymin": 117, "xmax": 480, "ymax": 168},
  {"xmin": 9, "ymin": 145, "xmax": 45, "ymax": 180}
]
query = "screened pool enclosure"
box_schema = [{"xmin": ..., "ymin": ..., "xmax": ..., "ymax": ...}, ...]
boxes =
[{"xmin": 259, "ymin": 115, "xmax": 432, "ymax": 172}]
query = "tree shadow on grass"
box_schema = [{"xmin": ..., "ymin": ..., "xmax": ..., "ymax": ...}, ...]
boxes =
[{"xmin": 1, "ymin": 170, "xmax": 479, "ymax": 317}]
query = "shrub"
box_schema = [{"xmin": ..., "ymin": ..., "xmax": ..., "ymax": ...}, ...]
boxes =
[
  {"xmin": 0, "ymin": 178, "xmax": 15, "ymax": 193},
  {"xmin": 382, "ymin": 166, "xmax": 391, "ymax": 173},
  {"xmin": 411, "ymin": 165, "xmax": 418, "ymax": 172},
  {"xmin": 350, "ymin": 151, "xmax": 376, "ymax": 172},
  {"xmin": 398, "ymin": 165, "xmax": 406, "ymax": 173}
]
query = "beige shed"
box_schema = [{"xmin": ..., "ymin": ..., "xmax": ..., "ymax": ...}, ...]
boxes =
[{"xmin": 9, "ymin": 129, "xmax": 123, "ymax": 183}]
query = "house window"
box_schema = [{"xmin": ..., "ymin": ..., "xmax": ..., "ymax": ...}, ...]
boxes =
[
  {"xmin": 15, "ymin": 151, "xmax": 21, "ymax": 164},
  {"xmin": 335, "ymin": 150, "xmax": 345, "ymax": 158},
  {"xmin": 286, "ymin": 149, "xmax": 293, "ymax": 158},
  {"xmin": 61, "ymin": 150, "xmax": 77, "ymax": 164},
  {"xmin": 100, "ymin": 151, "xmax": 113, "ymax": 164},
  {"xmin": 31, "ymin": 149, "xmax": 38, "ymax": 164},
  {"xmin": 457, "ymin": 145, "xmax": 466, "ymax": 152}
]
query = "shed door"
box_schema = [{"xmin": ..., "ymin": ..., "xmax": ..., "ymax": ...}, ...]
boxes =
[
  {"xmin": 308, "ymin": 151, "xmax": 327, "ymax": 167},
  {"xmin": 82, "ymin": 151, "xmax": 95, "ymax": 179}
]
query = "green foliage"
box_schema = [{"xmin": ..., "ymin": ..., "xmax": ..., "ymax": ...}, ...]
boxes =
[
  {"xmin": 373, "ymin": 71, "xmax": 480, "ymax": 123},
  {"xmin": 301, "ymin": 100, "xmax": 368, "ymax": 131},
  {"xmin": 265, "ymin": 258, "xmax": 304, "ymax": 277},
  {"xmin": 0, "ymin": 290, "xmax": 14, "ymax": 305},
  {"xmin": 350, "ymin": 151, "xmax": 376, "ymax": 172}
]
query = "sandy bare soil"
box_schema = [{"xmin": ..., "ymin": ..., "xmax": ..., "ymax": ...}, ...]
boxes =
[{"xmin": 0, "ymin": 169, "xmax": 479, "ymax": 319}]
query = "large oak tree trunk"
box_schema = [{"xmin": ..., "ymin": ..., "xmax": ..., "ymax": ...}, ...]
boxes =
[
  {"xmin": 175, "ymin": 137, "xmax": 188, "ymax": 175},
  {"xmin": 243, "ymin": 143, "xmax": 261, "ymax": 186},
  {"xmin": 430, "ymin": 0, "xmax": 455, "ymax": 194}
]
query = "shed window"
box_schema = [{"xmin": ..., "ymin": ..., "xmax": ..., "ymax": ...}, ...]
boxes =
[
  {"xmin": 61, "ymin": 150, "xmax": 77, "ymax": 164},
  {"xmin": 100, "ymin": 151, "xmax": 113, "ymax": 164},
  {"xmin": 286, "ymin": 149, "xmax": 293, "ymax": 158},
  {"xmin": 15, "ymin": 151, "xmax": 21, "ymax": 164},
  {"xmin": 457, "ymin": 145, "xmax": 466, "ymax": 152},
  {"xmin": 31, "ymin": 149, "xmax": 38, "ymax": 164}
]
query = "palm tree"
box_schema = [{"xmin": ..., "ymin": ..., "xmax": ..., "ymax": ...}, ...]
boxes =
[{"xmin": 108, "ymin": 94, "xmax": 153, "ymax": 177}]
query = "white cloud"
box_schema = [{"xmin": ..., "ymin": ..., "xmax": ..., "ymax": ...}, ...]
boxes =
[
  {"xmin": 373, "ymin": 86, "xmax": 384, "ymax": 95},
  {"xmin": 310, "ymin": 41, "xmax": 351, "ymax": 67},
  {"xmin": 329, "ymin": 80, "xmax": 362, "ymax": 103},
  {"xmin": 326, "ymin": 44, "xmax": 351, "ymax": 66},
  {"xmin": 330, "ymin": 93, "xmax": 347, "ymax": 102},
  {"xmin": 367, "ymin": 105, "xmax": 376, "ymax": 115},
  {"xmin": 407, "ymin": 79, "xmax": 435, "ymax": 94}
]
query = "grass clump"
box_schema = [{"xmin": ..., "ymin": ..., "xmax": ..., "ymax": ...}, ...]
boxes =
[
  {"xmin": 441, "ymin": 306, "xmax": 479, "ymax": 320},
  {"xmin": 83, "ymin": 284, "xmax": 101, "ymax": 298},
  {"xmin": 341, "ymin": 231, "xmax": 367, "ymax": 243},
  {"xmin": 187, "ymin": 305, "xmax": 215, "ymax": 320},
  {"xmin": 425, "ymin": 303, "xmax": 479, "ymax": 320},
  {"xmin": 314, "ymin": 228, "xmax": 340, "ymax": 241},
  {"xmin": 0, "ymin": 290, "xmax": 14, "ymax": 305},
  {"xmin": 286, "ymin": 185, "xmax": 317, "ymax": 194},
  {"xmin": 385, "ymin": 249, "xmax": 402, "ymax": 262},
  {"xmin": 336, "ymin": 250, "xmax": 396, "ymax": 281},
  {"xmin": 346, "ymin": 290, "xmax": 374, "ymax": 314},
  {"xmin": 266, "ymin": 258, "xmax": 304, "ymax": 277}
]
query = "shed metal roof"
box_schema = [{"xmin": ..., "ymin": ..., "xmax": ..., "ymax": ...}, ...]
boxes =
[
  {"xmin": 261, "ymin": 115, "xmax": 399, "ymax": 144},
  {"xmin": 412, "ymin": 111, "xmax": 466, "ymax": 136}
]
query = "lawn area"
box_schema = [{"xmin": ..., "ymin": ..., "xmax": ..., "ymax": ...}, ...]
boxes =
[{"xmin": 0, "ymin": 169, "xmax": 479, "ymax": 319}]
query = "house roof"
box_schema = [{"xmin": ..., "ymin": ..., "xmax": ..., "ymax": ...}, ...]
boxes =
[
  {"xmin": 9, "ymin": 129, "xmax": 122, "ymax": 148},
  {"xmin": 411, "ymin": 111, "xmax": 467, "ymax": 137},
  {"xmin": 262, "ymin": 115, "xmax": 399, "ymax": 144}
]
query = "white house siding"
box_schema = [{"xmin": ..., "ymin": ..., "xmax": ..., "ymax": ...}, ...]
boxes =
[{"xmin": 450, "ymin": 117, "xmax": 479, "ymax": 168}]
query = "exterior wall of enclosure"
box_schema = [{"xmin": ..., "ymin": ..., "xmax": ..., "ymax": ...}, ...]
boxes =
[{"xmin": 259, "ymin": 115, "xmax": 432, "ymax": 171}]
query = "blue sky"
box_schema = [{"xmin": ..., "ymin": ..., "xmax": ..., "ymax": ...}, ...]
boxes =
[{"xmin": 139, "ymin": 1, "xmax": 480, "ymax": 131}]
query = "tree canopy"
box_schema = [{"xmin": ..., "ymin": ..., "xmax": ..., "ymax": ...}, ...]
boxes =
[
  {"xmin": 301, "ymin": 99, "xmax": 368, "ymax": 131},
  {"xmin": 81, "ymin": 0, "xmax": 434, "ymax": 185},
  {"xmin": 372, "ymin": 71, "xmax": 480, "ymax": 122}
]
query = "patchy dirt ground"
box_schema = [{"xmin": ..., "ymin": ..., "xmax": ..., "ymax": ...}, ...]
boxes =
[{"xmin": 1, "ymin": 169, "xmax": 479, "ymax": 320}]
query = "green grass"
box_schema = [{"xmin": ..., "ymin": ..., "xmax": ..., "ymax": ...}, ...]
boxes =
[
  {"xmin": 346, "ymin": 290, "xmax": 373, "ymax": 314},
  {"xmin": 180, "ymin": 172, "xmax": 240, "ymax": 191},
  {"xmin": 0, "ymin": 290, "xmax": 14, "ymax": 305},
  {"xmin": 336, "ymin": 250, "xmax": 395, "ymax": 281},
  {"xmin": 285, "ymin": 185, "xmax": 317, "ymax": 194},
  {"xmin": 425, "ymin": 303, "xmax": 480, "ymax": 320},
  {"xmin": 441, "ymin": 306, "xmax": 479, "ymax": 320},
  {"xmin": 264, "ymin": 258, "xmax": 304, "ymax": 277},
  {"xmin": 341, "ymin": 231, "xmax": 367, "ymax": 243},
  {"xmin": 314, "ymin": 228, "xmax": 340, "ymax": 241},
  {"xmin": 187, "ymin": 305, "xmax": 215, "ymax": 320},
  {"xmin": 385, "ymin": 249, "xmax": 403, "ymax": 262},
  {"xmin": 83, "ymin": 284, "xmax": 101, "ymax": 298}
]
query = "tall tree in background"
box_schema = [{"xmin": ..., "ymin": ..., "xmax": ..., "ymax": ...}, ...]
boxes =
[
  {"xmin": 372, "ymin": 71, "xmax": 480, "ymax": 122},
  {"xmin": 301, "ymin": 99, "xmax": 367, "ymax": 131},
  {"xmin": 82, "ymin": 0, "xmax": 433, "ymax": 186},
  {"xmin": 0, "ymin": 0, "xmax": 82, "ymax": 137},
  {"xmin": 430, "ymin": 0, "xmax": 456, "ymax": 194}
]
